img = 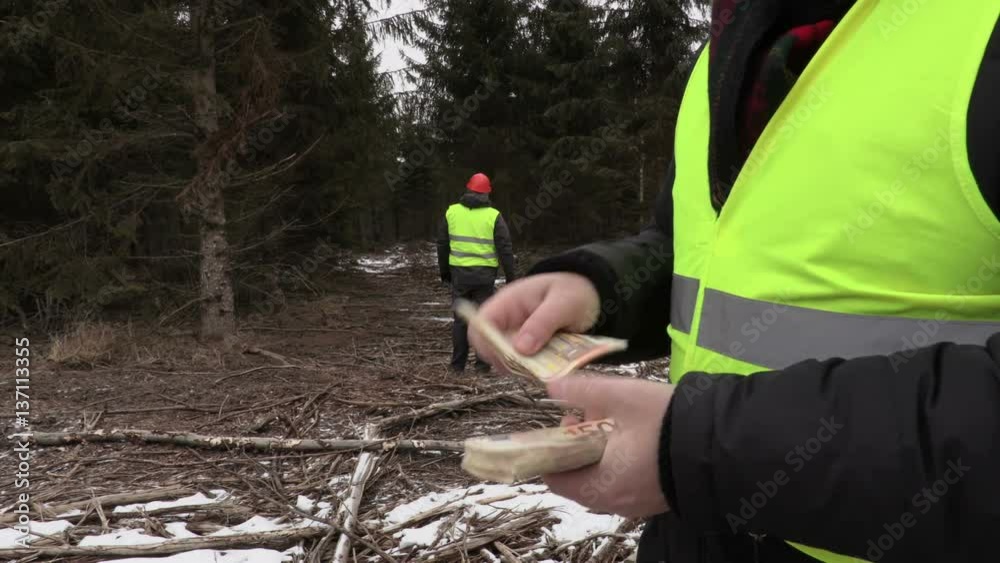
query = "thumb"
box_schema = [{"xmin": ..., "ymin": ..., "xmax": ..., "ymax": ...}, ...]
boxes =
[
  {"xmin": 514, "ymin": 292, "xmax": 580, "ymax": 354},
  {"xmin": 546, "ymin": 374, "xmax": 616, "ymax": 420}
]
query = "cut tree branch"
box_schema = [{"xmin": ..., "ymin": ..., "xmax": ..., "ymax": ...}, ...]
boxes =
[
  {"xmin": 332, "ymin": 424, "xmax": 380, "ymax": 563},
  {"xmin": 373, "ymin": 391, "xmax": 544, "ymax": 431},
  {"xmin": 30, "ymin": 430, "xmax": 463, "ymax": 454}
]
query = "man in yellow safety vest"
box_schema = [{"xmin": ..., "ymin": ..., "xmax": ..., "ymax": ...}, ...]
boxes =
[
  {"xmin": 437, "ymin": 172, "xmax": 516, "ymax": 373},
  {"xmin": 470, "ymin": 1, "xmax": 1000, "ymax": 562}
]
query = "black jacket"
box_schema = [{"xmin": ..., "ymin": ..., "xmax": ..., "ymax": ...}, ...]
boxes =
[
  {"xmin": 437, "ymin": 192, "xmax": 516, "ymax": 287},
  {"xmin": 530, "ymin": 6, "xmax": 1000, "ymax": 563}
]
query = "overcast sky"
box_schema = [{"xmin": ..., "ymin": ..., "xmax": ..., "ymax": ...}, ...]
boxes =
[
  {"xmin": 374, "ymin": 0, "xmax": 425, "ymax": 90},
  {"xmin": 372, "ymin": 1, "xmax": 710, "ymax": 91}
]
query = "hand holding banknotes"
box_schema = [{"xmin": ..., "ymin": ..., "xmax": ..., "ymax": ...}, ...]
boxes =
[
  {"xmin": 543, "ymin": 374, "xmax": 674, "ymax": 519},
  {"xmin": 469, "ymin": 273, "xmax": 601, "ymax": 365}
]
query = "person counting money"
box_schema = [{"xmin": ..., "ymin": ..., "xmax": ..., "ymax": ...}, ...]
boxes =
[{"xmin": 468, "ymin": 1, "xmax": 1000, "ymax": 562}]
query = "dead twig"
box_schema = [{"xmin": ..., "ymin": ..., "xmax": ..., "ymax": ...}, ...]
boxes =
[
  {"xmin": 212, "ymin": 364, "xmax": 302, "ymax": 385},
  {"xmin": 244, "ymin": 345, "xmax": 293, "ymax": 365}
]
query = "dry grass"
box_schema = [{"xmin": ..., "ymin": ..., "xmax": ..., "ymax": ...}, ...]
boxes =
[{"xmin": 47, "ymin": 321, "xmax": 117, "ymax": 367}]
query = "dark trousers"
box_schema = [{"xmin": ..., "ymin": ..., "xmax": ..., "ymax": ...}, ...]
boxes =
[{"xmin": 451, "ymin": 281, "xmax": 495, "ymax": 371}]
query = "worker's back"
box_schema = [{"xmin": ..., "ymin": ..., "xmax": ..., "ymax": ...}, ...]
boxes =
[{"xmin": 436, "ymin": 173, "xmax": 516, "ymax": 373}]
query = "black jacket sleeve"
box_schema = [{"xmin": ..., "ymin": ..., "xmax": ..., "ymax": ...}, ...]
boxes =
[
  {"xmin": 663, "ymin": 334, "xmax": 1000, "ymax": 562},
  {"xmin": 436, "ymin": 217, "xmax": 450, "ymax": 282},
  {"xmin": 529, "ymin": 163, "xmax": 675, "ymax": 362},
  {"xmin": 494, "ymin": 214, "xmax": 516, "ymax": 282}
]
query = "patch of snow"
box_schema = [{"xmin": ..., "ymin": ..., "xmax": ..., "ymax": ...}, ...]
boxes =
[
  {"xmin": 164, "ymin": 522, "xmax": 198, "ymax": 539},
  {"xmin": 384, "ymin": 483, "xmax": 623, "ymax": 550},
  {"xmin": 395, "ymin": 518, "xmax": 444, "ymax": 549},
  {"xmin": 293, "ymin": 496, "xmax": 333, "ymax": 522},
  {"xmin": 113, "ymin": 490, "xmax": 229, "ymax": 513},
  {"xmin": 99, "ymin": 548, "xmax": 298, "ymax": 563},
  {"xmin": 57, "ymin": 508, "xmax": 85, "ymax": 517},
  {"xmin": 295, "ymin": 495, "xmax": 315, "ymax": 512},
  {"xmin": 384, "ymin": 484, "xmax": 543, "ymax": 525},
  {"xmin": 211, "ymin": 515, "xmax": 286, "ymax": 536},
  {"xmin": 314, "ymin": 501, "xmax": 333, "ymax": 519},
  {"xmin": 0, "ymin": 519, "xmax": 74, "ymax": 548},
  {"xmin": 354, "ymin": 254, "xmax": 409, "ymax": 274},
  {"xmin": 481, "ymin": 491, "xmax": 622, "ymax": 543}
]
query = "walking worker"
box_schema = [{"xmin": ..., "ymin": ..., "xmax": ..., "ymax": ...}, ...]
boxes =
[
  {"xmin": 470, "ymin": 0, "xmax": 1000, "ymax": 562},
  {"xmin": 437, "ymin": 172, "xmax": 516, "ymax": 373}
]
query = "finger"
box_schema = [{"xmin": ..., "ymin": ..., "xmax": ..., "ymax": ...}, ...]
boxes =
[
  {"xmin": 561, "ymin": 414, "xmax": 581, "ymax": 426},
  {"xmin": 542, "ymin": 465, "xmax": 603, "ymax": 508},
  {"xmin": 471, "ymin": 287, "xmax": 541, "ymax": 360},
  {"xmin": 513, "ymin": 290, "xmax": 580, "ymax": 355},
  {"xmin": 545, "ymin": 374, "xmax": 618, "ymax": 421},
  {"xmin": 476, "ymin": 278, "xmax": 545, "ymax": 333}
]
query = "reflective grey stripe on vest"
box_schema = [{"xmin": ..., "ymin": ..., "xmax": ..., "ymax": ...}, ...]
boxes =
[
  {"xmin": 696, "ymin": 288, "xmax": 1000, "ymax": 370},
  {"xmin": 450, "ymin": 234, "xmax": 494, "ymax": 244},
  {"xmin": 450, "ymin": 250, "xmax": 498, "ymax": 259},
  {"xmin": 670, "ymin": 274, "xmax": 700, "ymax": 333}
]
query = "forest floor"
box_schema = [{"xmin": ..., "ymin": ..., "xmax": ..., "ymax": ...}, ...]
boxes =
[{"xmin": 0, "ymin": 243, "xmax": 668, "ymax": 563}]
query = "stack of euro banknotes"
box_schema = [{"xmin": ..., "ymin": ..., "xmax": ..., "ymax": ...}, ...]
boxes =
[{"xmin": 454, "ymin": 300, "xmax": 627, "ymax": 483}]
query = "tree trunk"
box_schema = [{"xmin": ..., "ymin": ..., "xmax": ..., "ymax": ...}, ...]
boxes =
[
  {"xmin": 197, "ymin": 193, "xmax": 235, "ymax": 340},
  {"xmin": 191, "ymin": 0, "xmax": 235, "ymax": 341}
]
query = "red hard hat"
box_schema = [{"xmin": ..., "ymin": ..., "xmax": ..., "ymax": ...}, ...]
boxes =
[{"xmin": 466, "ymin": 173, "xmax": 492, "ymax": 194}]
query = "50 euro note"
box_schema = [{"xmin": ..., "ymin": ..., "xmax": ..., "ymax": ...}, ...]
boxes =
[
  {"xmin": 453, "ymin": 299, "xmax": 627, "ymax": 482},
  {"xmin": 462, "ymin": 418, "xmax": 617, "ymax": 483},
  {"xmin": 453, "ymin": 299, "xmax": 627, "ymax": 383}
]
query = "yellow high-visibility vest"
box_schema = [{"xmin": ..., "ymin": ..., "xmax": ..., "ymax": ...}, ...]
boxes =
[
  {"xmin": 668, "ymin": 1, "xmax": 1000, "ymax": 562},
  {"xmin": 446, "ymin": 203, "xmax": 500, "ymax": 268}
]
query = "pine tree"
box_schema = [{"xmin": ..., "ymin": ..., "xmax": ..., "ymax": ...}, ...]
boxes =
[
  {"xmin": 412, "ymin": 0, "xmax": 536, "ymax": 232},
  {"xmin": 0, "ymin": 1, "xmax": 396, "ymax": 332},
  {"xmin": 607, "ymin": 0, "xmax": 707, "ymax": 224},
  {"xmin": 530, "ymin": 0, "xmax": 625, "ymax": 240}
]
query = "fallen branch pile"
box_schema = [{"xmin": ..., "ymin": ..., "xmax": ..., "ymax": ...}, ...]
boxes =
[{"xmin": 0, "ymin": 485, "xmax": 192, "ymax": 525}]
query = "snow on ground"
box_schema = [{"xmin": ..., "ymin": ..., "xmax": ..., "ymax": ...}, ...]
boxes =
[
  {"xmin": 350, "ymin": 243, "xmax": 437, "ymax": 274},
  {"xmin": 2, "ymin": 490, "xmax": 332, "ymax": 561},
  {"xmin": 113, "ymin": 489, "xmax": 229, "ymax": 513},
  {"xmin": 3, "ymin": 462, "xmax": 631, "ymax": 559},
  {"xmin": 99, "ymin": 548, "xmax": 301, "ymax": 563},
  {"xmin": 0, "ymin": 519, "xmax": 74, "ymax": 548},
  {"xmin": 354, "ymin": 254, "xmax": 410, "ymax": 274},
  {"xmin": 210, "ymin": 515, "xmax": 287, "ymax": 536},
  {"xmin": 381, "ymin": 483, "xmax": 626, "ymax": 554}
]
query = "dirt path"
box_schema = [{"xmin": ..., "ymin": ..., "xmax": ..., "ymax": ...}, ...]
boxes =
[{"xmin": 1, "ymin": 243, "xmax": 665, "ymax": 562}]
